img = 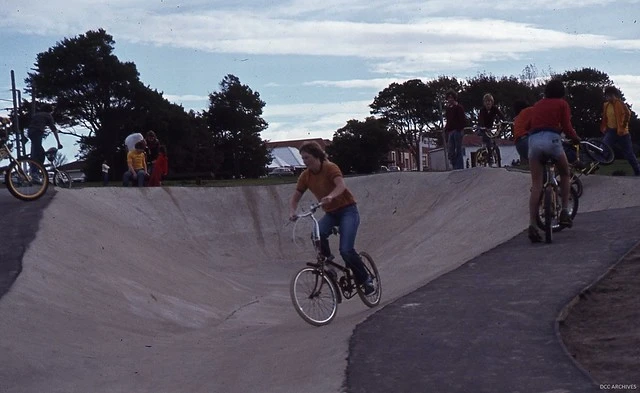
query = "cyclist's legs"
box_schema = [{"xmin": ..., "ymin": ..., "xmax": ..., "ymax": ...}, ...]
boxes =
[
  {"xmin": 318, "ymin": 212, "xmax": 339, "ymax": 259},
  {"xmin": 28, "ymin": 130, "xmax": 45, "ymax": 168},
  {"xmin": 555, "ymin": 153, "xmax": 571, "ymax": 208},
  {"xmin": 336, "ymin": 204, "xmax": 369, "ymax": 284}
]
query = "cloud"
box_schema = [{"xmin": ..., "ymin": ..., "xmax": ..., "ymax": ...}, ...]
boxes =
[
  {"xmin": 261, "ymin": 100, "xmax": 373, "ymax": 140},
  {"xmin": 2, "ymin": 3, "xmax": 639, "ymax": 76},
  {"xmin": 164, "ymin": 94, "xmax": 209, "ymax": 102},
  {"xmin": 611, "ymin": 75, "xmax": 640, "ymax": 109},
  {"xmin": 304, "ymin": 78, "xmax": 419, "ymax": 90}
]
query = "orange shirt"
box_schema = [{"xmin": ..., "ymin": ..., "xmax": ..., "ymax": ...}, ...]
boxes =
[
  {"xmin": 296, "ymin": 161, "xmax": 356, "ymax": 212},
  {"xmin": 513, "ymin": 107, "xmax": 534, "ymax": 140}
]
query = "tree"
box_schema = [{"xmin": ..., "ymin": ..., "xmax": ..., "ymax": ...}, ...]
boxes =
[
  {"xmin": 205, "ymin": 75, "xmax": 270, "ymax": 179},
  {"xmin": 559, "ymin": 68, "xmax": 615, "ymax": 139},
  {"xmin": 25, "ymin": 28, "xmax": 210, "ymax": 180},
  {"xmin": 462, "ymin": 73, "xmax": 541, "ymax": 121},
  {"xmin": 326, "ymin": 117, "xmax": 394, "ymax": 174},
  {"xmin": 370, "ymin": 79, "xmax": 440, "ymax": 171}
]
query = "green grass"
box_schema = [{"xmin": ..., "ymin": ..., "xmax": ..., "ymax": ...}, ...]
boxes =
[{"xmin": 589, "ymin": 160, "xmax": 635, "ymax": 176}]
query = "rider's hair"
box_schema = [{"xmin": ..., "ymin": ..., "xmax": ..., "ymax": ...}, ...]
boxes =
[
  {"xmin": 544, "ymin": 79, "xmax": 565, "ymax": 99},
  {"xmin": 299, "ymin": 141, "xmax": 327, "ymax": 162},
  {"xmin": 483, "ymin": 93, "xmax": 494, "ymax": 103},
  {"xmin": 604, "ymin": 86, "xmax": 619, "ymax": 97},
  {"xmin": 445, "ymin": 89, "xmax": 458, "ymax": 100},
  {"xmin": 40, "ymin": 103, "xmax": 53, "ymax": 112},
  {"xmin": 513, "ymin": 100, "xmax": 530, "ymax": 116}
]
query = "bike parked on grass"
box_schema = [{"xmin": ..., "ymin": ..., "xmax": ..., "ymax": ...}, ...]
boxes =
[{"xmin": 289, "ymin": 202, "xmax": 381, "ymax": 326}]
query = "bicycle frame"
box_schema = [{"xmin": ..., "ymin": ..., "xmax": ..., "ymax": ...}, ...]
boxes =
[{"xmin": 294, "ymin": 203, "xmax": 357, "ymax": 299}]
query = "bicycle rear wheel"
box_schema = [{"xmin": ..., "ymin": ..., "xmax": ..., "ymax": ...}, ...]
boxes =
[
  {"xmin": 357, "ymin": 252, "xmax": 381, "ymax": 308},
  {"xmin": 584, "ymin": 139, "xmax": 614, "ymax": 165},
  {"xmin": 54, "ymin": 170, "xmax": 72, "ymax": 188},
  {"xmin": 5, "ymin": 158, "xmax": 49, "ymax": 201},
  {"xmin": 543, "ymin": 187, "xmax": 553, "ymax": 243},
  {"xmin": 537, "ymin": 186, "xmax": 579, "ymax": 233},
  {"xmin": 290, "ymin": 267, "xmax": 338, "ymax": 326}
]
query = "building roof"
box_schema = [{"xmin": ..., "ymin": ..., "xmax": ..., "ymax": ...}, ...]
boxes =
[{"xmin": 268, "ymin": 146, "xmax": 305, "ymax": 168}]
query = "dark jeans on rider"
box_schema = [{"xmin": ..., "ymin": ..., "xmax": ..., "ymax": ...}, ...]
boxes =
[
  {"xmin": 447, "ymin": 130, "xmax": 464, "ymax": 169},
  {"xmin": 602, "ymin": 128, "xmax": 640, "ymax": 175},
  {"xmin": 318, "ymin": 204, "xmax": 369, "ymax": 285},
  {"xmin": 123, "ymin": 169, "xmax": 146, "ymax": 187},
  {"xmin": 28, "ymin": 130, "xmax": 45, "ymax": 165}
]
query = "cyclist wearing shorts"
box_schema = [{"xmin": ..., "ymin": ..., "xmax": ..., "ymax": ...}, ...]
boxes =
[
  {"xmin": 289, "ymin": 141, "xmax": 375, "ymax": 295},
  {"xmin": 525, "ymin": 79, "xmax": 581, "ymax": 243}
]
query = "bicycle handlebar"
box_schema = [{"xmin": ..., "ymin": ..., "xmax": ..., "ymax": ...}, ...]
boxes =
[{"xmin": 295, "ymin": 202, "xmax": 324, "ymax": 219}]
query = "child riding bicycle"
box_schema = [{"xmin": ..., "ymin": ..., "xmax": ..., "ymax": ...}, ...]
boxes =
[
  {"xmin": 288, "ymin": 141, "xmax": 375, "ymax": 295},
  {"xmin": 525, "ymin": 79, "xmax": 581, "ymax": 243}
]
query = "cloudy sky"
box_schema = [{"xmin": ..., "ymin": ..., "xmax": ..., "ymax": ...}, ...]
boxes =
[{"xmin": 1, "ymin": 0, "xmax": 639, "ymax": 159}]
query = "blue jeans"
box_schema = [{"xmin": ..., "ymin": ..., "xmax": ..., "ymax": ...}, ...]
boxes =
[
  {"xmin": 602, "ymin": 128, "xmax": 640, "ymax": 175},
  {"xmin": 123, "ymin": 169, "xmax": 146, "ymax": 187},
  {"xmin": 318, "ymin": 204, "xmax": 369, "ymax": 285},
  {"xmin": 447, "ymin": 130, "xmax": 464, "ymax": 169},
  {"xmin": 515, "ymin": 135, "xmax": 529, "ymax": 162},
  {"xmin": 103, "ymin": 172, "xmax": 109, "ymax": 186}
]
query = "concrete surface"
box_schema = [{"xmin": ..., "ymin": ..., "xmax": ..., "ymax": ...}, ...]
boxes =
[
  {"xmin": 347, "ymin": 206, "xmax": 640, "ymax": 393},
  {"xmin": 1, "ymin": 168, "xmax": 640, "ymax": 393}
]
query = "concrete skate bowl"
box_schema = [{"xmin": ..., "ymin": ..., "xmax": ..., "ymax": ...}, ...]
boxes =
[{"xmin": 1, "ymin": 167, "xmax": 639, "ymax": 393}]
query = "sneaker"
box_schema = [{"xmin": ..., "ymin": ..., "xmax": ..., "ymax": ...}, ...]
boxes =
[
  {"xmin": 528, "ymin": 225, "xmax": 542, "ymax": 243},
  {"xmin": 362, "ymin": 278, "xmax": 375, "ymax": 296},
  {"xmin": 559, "ymin": 209, "xmax": 573, "ymax": 228}
]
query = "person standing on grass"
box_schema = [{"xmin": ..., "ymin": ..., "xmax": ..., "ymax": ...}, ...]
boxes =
[{"xmin": 600, "ymin": 86, "xmax": 640, "ymax": 176}]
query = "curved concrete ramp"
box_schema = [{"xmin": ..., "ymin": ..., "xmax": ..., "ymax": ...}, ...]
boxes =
[{"xmin": 1, "ymin": 168, "xmax": 639, "ymax": 392}]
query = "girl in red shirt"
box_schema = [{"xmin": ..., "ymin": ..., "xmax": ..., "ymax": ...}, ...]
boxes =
[{"xmin": 525, "ymin": 79, "xmax": 580, "ymax": 242}]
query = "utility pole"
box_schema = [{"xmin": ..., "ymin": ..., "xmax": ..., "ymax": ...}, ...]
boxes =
[
  {"xmin": 10, "ymin": 70, "xmax": 22, "ymax": 156},
  {"xmin": 439, "ymin": 98, "xmax": 450, "ymax": 171}
]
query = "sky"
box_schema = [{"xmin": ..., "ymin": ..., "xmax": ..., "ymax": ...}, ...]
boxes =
[{"xmin": 1, "ymin": 0, "xmax": 639, "ymax": 161}]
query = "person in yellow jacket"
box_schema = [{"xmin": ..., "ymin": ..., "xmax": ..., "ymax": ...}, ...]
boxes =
[{"xmin": 601, "ymin": 86, "xmax": 639, "ymax": 176}]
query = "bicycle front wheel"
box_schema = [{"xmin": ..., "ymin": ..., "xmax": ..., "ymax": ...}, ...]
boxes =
[
  {"xmin": 584, "ymin": 138, "xmax": 615, "ymax": 165},
  {"xmin": 5, "ymin": 158, "xmax": 49, "ymax": 201},
  {"xmin": 290, "ymin": 267, "xmax": 338, "ymax": 326},
  {"xmin": 357, "ymin": 252, "xmax": 381, "ymax": 308},
  {"xmin": 54, "ymin": 170, "xmax": 72, "ymax": 188}
]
